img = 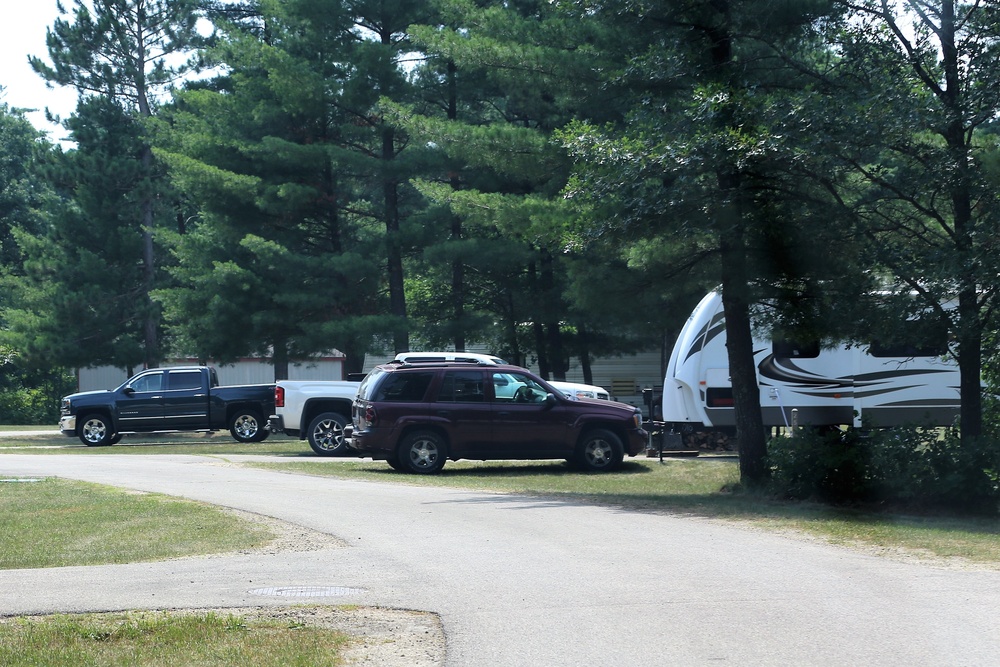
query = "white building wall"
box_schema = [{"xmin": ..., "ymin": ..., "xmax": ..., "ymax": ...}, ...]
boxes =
[{"xmin": 76, "ymin": 355, "xmax": 346, "ymax": 392}]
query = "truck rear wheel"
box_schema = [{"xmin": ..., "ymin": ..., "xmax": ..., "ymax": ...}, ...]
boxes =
[
  {"xmin": 79, "ymin": 414, "xmax": 115, "ymax": 447},
  {"xmin": 230, "ymin": 409, "xmax": 269, "ymax": 443},
  {"xmin": 307, "ymin": 412, "xmax": 350, "ymax": 456}
]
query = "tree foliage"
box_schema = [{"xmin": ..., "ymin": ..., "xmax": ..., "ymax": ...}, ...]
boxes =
[
  {"xmin": 1, "ymin": 0, "xmax": 998, "ymax": 492},
  {"xmin": 153, "ymin": 0, "xmax": 420, "ymax": 377},
  {"xmin": 27, "ymin": 0, "xmax": 209, "ymax": 369}
]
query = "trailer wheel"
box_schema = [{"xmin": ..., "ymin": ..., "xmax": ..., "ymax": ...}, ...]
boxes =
[{"xmin": 230, "ymin": 409, "xmax": 268, "ymax": 443}]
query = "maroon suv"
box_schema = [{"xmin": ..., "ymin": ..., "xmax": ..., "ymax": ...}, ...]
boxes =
[{"xmin": 347, "ymin": 360, "xmax": 647, "ymax": 474}]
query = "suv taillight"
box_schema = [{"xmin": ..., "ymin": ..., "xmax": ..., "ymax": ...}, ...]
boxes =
[
  {"xmin": 275, "ymin": 385, "xmax": 285, "ymax": 408},
  {"xmin": 365, "ymin": 404, "xmax": 377, "ymax": 426}
]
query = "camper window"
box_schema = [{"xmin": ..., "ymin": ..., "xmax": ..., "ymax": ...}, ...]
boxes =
[
  {"xmin": 706, "ymin": 388, "xmax": 734, "ymax": 407},
  {"xmin": 870, "ymin": 320, "xmax": 948, "ymax": 358},
  {"xmin": 772, "ymin": 338, "xmax": 820, "ymax": 358},
  {"xmin": 870, "ymin": 338, "xmax": 947, "ymax": 358}
]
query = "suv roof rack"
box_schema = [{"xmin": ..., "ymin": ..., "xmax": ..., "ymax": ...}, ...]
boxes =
[
  {"xmin": 394, "ymin": 352, "xmax": 504, "ymax": 365},
  {"xmin": 388, "ymin": 358, "xmax": 494, "ymax": 367}
]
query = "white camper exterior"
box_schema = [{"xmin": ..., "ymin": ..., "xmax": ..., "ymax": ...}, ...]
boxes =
[{"xmin": 662, "ymin": 291, "xmax": 962, "ymax": 430}]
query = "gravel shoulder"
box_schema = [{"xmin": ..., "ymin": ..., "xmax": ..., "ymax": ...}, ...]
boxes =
[{"xmin": 180, "ymin": 507, "xmax": 448, "ymax": 666}]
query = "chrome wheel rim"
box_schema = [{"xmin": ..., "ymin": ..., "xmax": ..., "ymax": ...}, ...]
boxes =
[
  {"xmin": 82, "ymin": 419, "xmax": 106, "ymax": 444},
  {"xmin": 584, "ymin": 438, "xmax": 613, "ymax": 467},
  {"xmin": 312, "ymin": 419, "xmax": 344, "ymax": 451},
  {"xmin": 408, "ymin": 438, "xmax": 440, "ymax": 469},
  {"xmin": 234, "ymin": 415, "xmax": 259, "ymax": 439}
]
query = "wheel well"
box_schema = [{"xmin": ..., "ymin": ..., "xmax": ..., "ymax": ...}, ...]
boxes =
[
  {"xmin": 301, "ymin": 399, "xmax": 353, "ymax": 431},
  {"xmin": 397, "ymin": 424, "xmax": 450, "ymax": 452},
  {"xmin": 578, "ymin": 422, "xmax": 626, "ymax": 446},
  {"xmin": 226, "ymin": 403, "xmax": 262, "ymax": 422}
]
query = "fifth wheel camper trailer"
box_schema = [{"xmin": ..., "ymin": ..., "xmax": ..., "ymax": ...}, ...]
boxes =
[{"xmin": 661, "ymin": 290, "xmax": 962, "ymax": 434}]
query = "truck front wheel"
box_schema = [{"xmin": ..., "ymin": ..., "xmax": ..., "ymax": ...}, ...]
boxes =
[
  {"xmin": 79, "ymin": 414, "xmax": 115, "ymax": 447},
  {"xmin": 230, "ymin": 409, "xmax": 269, "ymax": 443},
  {"xmin": 307, "ymin": 412, "xmax": 350, "ymax": 456}
]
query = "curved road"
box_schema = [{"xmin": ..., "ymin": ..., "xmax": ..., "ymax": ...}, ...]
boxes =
[{"xmin": 1, "ymin": 454, "xmax": 998, "ymax": 666}]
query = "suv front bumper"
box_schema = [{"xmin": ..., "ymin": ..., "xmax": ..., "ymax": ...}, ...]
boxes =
[{"xmin": 626, "ymin": 428, "xmax": 649, "ymax": 456}]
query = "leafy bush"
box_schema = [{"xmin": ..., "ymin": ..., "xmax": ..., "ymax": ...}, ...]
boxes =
[
  {"xmin": 766, "ymin": 426, "xmax": 874, "ymax": 504},
  {"xmin": 768, "ymin": 424, "xmax": 1000, "ymax": 515},
  {"xmin": 0, "ymin": 345, "xmax": 77, "ymax": 424}
]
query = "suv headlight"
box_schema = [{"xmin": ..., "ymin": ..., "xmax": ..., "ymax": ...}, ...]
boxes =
[
  {"xmin": 60, "ymin": 398, "xmax": 71, "ymax": 415},
  {"xmin": 632, "ymin": 409, "xmax": 643, "ymax": 428}
]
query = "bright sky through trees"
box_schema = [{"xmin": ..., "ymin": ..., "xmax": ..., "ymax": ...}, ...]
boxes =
[{"xmin": 0, "ymin": 0, "xmax": 76, "ymax": 141}]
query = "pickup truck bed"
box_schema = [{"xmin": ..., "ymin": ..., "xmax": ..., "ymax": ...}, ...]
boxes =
[{"xmin": 267, "ymin": 380, "xmax": 360, "ymax": 456}]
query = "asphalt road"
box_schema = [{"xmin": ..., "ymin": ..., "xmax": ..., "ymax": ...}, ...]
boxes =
[{"xmin": 1, "ymin": 453, "xmax": 998, "ymax": 666}]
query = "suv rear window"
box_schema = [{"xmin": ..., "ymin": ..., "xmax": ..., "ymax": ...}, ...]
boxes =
[{"xmin": 374, "ymin": 371, "xmax": 435, "ymax": 402}]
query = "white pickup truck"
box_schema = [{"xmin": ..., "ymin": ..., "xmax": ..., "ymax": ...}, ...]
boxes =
[{"xmin": 267, "ymin": 380, "xmax": 360, "ymax": 456}]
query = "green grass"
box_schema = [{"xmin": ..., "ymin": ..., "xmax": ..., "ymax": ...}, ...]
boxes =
[
  {"xmin": 0, "ymin": 610, "xmax": 349, "ymax": 667},
  {"xmin": 0, "ymin": 478, "xmax": 274, "ymax": 568},
  {"xmin": 246, "ymin": 457, "xmax": 1000, "ymax": 567},
  {"xmin": 0, "ymin": 430, "xmax": 314, "ymax": 456},
  {"xmin": 0, "ymin": 425, "xmax": 56, "ymax": 432}
]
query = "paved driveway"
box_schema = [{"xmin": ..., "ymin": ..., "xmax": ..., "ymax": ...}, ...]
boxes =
[{"xmin": 1, "ymin": 454, "xmax": 998, "ymax": 666}]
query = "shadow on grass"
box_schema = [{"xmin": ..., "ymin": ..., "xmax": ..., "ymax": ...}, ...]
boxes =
[
  {"xmin": 309, "ymin": 459, "xmax": 1000, "ymax": 545},
  {"xmin": 428, "ymin": 459, "xmax": 655, "ymax": 478}
]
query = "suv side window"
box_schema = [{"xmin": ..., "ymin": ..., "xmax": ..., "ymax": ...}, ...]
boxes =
[
  {"xmin": 375, "ymin": 371, "xmax": 435, "ymax": 402},
  {"xmin": 493, "ymin": 371, "xmax": 548, "ymax": 404},
  {"xmin": 438, "ymin": 371, "xmax": 485, "ymax": 403}
]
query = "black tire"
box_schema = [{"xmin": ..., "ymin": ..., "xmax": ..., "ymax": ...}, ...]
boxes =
[
  {"xmin": 385, "ymin": 452, "xmax": 405, "ymax": 471},
  {"xmin": 576, "ymin": 429, "xmax": 625, "ymax": 472},
  {"xmin": 78, "ymin": 414, "xmax": 115, "ymax": 447},
  {"xmin": 230, "ymin": 409, "xmax": 268, "ymax": 443},
  {"xmin": 307, "ymin": 412, "xmax": 350, "ymax": 456},
  {"xmin": 398, "ymin": 430, "xmax": 447, "ymax": 474}
]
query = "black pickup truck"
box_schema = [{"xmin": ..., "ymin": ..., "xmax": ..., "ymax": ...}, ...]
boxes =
[{"xmin": 59, "ymin": 366, "xmax": 275, "ymax": 446}]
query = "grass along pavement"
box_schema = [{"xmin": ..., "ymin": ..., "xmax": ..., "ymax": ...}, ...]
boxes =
[
  {"xmin": 2, "ymin": 430, "xmax": 999, "ymax": 567},
  {"xmin": 244, "ymin": 457, "xmax": 1000, "ymax": 568},
  {"xmin": 0, "ymin": 474, "xmax": 443, "ymax": 666}
]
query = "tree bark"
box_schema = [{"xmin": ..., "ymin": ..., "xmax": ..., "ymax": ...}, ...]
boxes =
[{"xmin": 383, "ymin": 126, "xmax": 409, "ymax": 354}]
